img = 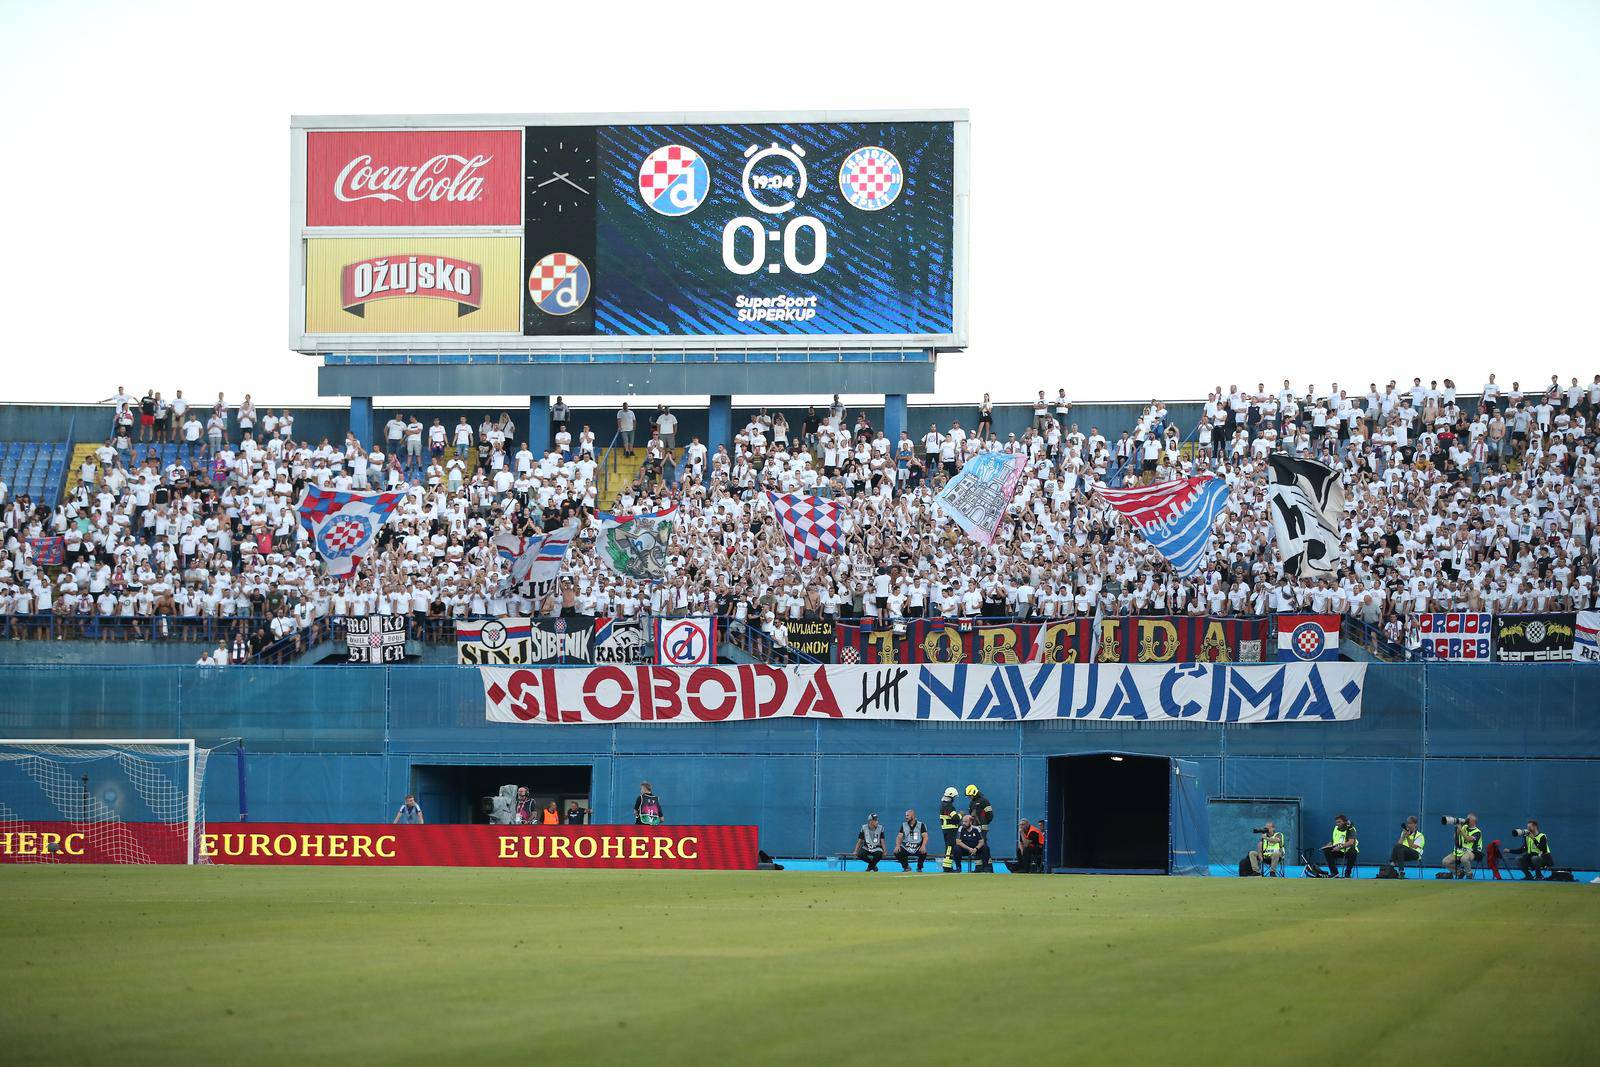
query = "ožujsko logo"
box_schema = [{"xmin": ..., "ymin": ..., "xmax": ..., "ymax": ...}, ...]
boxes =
[
  {"xmin": 638, "ymin": 145, "xmax": 709, "ymax": 216},
  {"xmin": 339, "ymin": 255, "xmax": 482, "ymax": 318},
  {"xmin": 334, "ymin": 152, "xmax": 496, "ymax": 205},
  {"xmin": 528, "ymin": 252, "xmax": 590, "ymax": 315},
  {"xmin": 839, "ymin": 146, "xmax": 903, "ymax": 211}
]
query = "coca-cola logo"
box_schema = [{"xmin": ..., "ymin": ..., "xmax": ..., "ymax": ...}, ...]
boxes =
[
  {"xmin": 305, "ymin": 130, "xmax": 521, "ymax": 226},
  {"xmin": 334, "ymin": 153, "xmax": 494, "ymax": 205}
]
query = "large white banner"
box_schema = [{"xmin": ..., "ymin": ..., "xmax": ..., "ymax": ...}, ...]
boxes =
[{"xmin": 483, "ymin": 662, "xmax": 1367, "ymax": 725}]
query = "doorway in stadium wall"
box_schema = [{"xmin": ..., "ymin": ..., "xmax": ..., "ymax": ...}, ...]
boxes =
[
  {"xmin": 409, "ymin": 765, "xmax": 593, "ymax": 825},
  {"xmin": 1046, "ymin": 753, "xmax": 1209, "ymax": 875}
]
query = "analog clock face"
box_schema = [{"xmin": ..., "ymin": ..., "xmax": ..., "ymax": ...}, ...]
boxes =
[{"xmin": 527, "ymin": 139, "xmax": 595, "ymax": 219}]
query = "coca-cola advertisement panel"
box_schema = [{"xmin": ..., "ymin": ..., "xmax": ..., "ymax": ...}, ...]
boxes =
[
  {"xmin": 305, "ymin": 129, "xmax": 522, "ymax": 227},
  {"xmin": 304, "ymin": 237, "xmax": 522, "ymax": 334}
]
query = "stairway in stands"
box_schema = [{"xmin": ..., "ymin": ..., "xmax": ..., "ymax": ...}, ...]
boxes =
[{"xmin": 597, "ymin": 447, "xmax": 682, "ymax": 509}]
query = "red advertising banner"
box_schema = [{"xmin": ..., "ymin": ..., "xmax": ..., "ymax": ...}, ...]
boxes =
[
  {"xmin": 1, "ymin": 822, "xmax": 758, "ymax": 869},
  {"xmin": 305, "ymin": 130, "xmax": 523, "ymax": 227}
]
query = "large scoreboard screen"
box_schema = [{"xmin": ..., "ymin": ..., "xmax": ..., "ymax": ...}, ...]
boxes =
[{"xmin": 291, "ymin": 112, "xmax": 967, "ymax": 351}]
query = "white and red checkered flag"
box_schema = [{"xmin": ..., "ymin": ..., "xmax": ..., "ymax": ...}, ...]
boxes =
[
  {"xmin": 296, "ymin": 486, "xmax": 406, "ymax": 580},
  {"xmin": 767, "ymin": 492, "xmax": 845, "ymax": 562}
]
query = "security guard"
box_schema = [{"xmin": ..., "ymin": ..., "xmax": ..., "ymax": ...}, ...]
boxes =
[
  {"xmin": 1441, "ymin": 814, "xmax": 1482, "ymax": 878},
  {"xmin": 966, "ymin": 784, "xmax": 994, "ymax": 835},
  {"xmin": 938, "ymin": 787, "xmax": 961, "ymax": 872},
  {"xmin": 1388, "ymin": 816, "xmax": 1426, "ymax": 877},
  {"xmin": 1250, "ymin": 821, "xmax": 1286, "ymax": 876},
  {"xmin": 1508, "ymin": 819, "xmax": 1553, "ymax": 880},
  {"xmin": 1321, "ymin": 814, "xmax": 1359, "ymax": 877}
]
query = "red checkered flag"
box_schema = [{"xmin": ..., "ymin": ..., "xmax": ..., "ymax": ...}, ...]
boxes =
[{"xmin": 767, "ymin": 493, "xmax": 845, "ymax": 562}]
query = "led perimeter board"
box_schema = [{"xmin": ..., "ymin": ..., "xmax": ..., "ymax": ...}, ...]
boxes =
[{"xmin": 290, "ymin": 111, "xmax": 968, "ymax": 353}]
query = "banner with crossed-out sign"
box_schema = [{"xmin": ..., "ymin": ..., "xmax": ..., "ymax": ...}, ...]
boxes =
[
  {"xmin": 654, "ymin": 617, "xmax": 717, "ymax": 666},
  {"xmin": 481, "ymin": 662, "xmax": 1366, "ymax": 725}
]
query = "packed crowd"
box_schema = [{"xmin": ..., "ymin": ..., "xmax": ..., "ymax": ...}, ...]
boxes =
[{"xmin": 0, "ymin": 374, "xmax": 1595, "ymax": 662}]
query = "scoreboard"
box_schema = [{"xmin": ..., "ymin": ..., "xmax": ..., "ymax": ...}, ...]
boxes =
[{"xmin": 290, "ymin": 112, "xmax": 968, "ymax": 352}]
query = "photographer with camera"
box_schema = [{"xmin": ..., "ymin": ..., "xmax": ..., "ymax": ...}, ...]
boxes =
[
  {"xmin": 1320, "ymin": 814, "xmax": 1359, "ymax": 877},
  {"xmin": 1388, "ymin": 816, "xmax": 1426, "ymax": 877},
  {"xmin": 1440, "ymin": 814, "xmax": 1482, "ymax": 878},
  {"xmin": 1248, "ymin": 821, "xmax": 1286, "ymax": 876},
  {"xmin": 1507, "ymin": 819, "xmax": 1553, "ymax": 880}
]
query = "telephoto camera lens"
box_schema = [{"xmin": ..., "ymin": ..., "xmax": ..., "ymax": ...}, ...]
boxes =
[{"xmin": 1512, "ymin": 828, "xmax": 1525, "ymax": 837}]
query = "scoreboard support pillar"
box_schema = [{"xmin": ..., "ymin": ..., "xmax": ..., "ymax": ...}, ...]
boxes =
[
  {"xmin": 349, "ymin": 396, "xmax": 373, "ymax": 448},
  {"xmin": 528, "ymin": 396, "xmax": 551, "ymax": 456},
  {"xmin": 709, "ymin": 394, "xmax": 732, "ymax": 455},
  {"xmin": 884, "ymin": 393, "xmax": 907, "ymax": 450}
]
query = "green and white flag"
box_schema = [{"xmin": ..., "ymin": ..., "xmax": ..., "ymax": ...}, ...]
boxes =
[{"xmin": 595, "ymin": 506, "xmax": 677, "ymax": 583}]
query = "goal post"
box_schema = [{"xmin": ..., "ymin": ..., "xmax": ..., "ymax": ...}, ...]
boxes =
[{"xmin": 0, "ymin": 739, "xmax": 217, "ymax": 864}]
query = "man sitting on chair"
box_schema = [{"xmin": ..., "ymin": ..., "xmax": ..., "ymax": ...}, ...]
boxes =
[
  {"xmin": 1389, "ymin": 816, "xmax": 1426, "ymax": 877},
  {"xmin": 1321, "ymin": 814, "xmax": 1359, "ymax": 878},
  {"xmin": 1250, "ymin": 821, "xmax": 1286, "ymax": 876},
  {"xmin": 1441, "ymin": 814, "xmax": 1483, "ymax": 878},
  {"xmin": 1507, "ymin": 819, "xmax": 1553, "ymax": 880}
]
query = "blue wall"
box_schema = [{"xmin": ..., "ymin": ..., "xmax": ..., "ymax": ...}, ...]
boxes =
[{"xmin": 0, "ymin": 664, "xmax": 1596, "ymax": 865}]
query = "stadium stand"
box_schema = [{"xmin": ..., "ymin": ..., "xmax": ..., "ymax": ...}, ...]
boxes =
[{"xmin": 1, "ymin": 375, "xmax": 1597, "ymax": 665}]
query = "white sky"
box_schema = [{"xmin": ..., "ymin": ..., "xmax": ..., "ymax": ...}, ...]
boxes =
[{"xmin": 0, "ymin": 0, "xmax": 1595, "ymax": 408}]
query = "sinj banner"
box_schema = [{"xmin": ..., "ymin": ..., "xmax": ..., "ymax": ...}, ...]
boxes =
[{"xmin": 482, "ymin": 662, "xmax": 1366, "ymax": 725}]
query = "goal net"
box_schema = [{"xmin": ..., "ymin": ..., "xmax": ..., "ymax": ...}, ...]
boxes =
[{"xmin": 0, "ymin": 740, "xmax": 213, "ymax": 864}]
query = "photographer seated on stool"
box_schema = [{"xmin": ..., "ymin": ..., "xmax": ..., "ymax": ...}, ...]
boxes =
[
  {"xmin": 1249, "ymin": 822, "xmax": 1286, "ymax": 877},
  {"xmin": 1507, "ymin": 819, "xmax": 1553, "ymax": 880},
  {"xmin": 1321, "ymin": 814, "xmax": 1359, "ymax": 878},
  {"xmin": 1389, "ymin": 816, "xmax": 1426, "ymax": 877},
  {"xmin": 1440, "ymin": 814, "xmax": 1482, "ymax": 878},
  {"xmin": 855, "ymin": 813, "xmax": 887, "ymax": 872}
]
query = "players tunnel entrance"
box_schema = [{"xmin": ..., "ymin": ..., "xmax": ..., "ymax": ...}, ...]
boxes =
[
  {"xmin": 1045, "ymin": 753, "xmax": 1209, "ymax": 875},
  {"xmin": 409, "ymin": 764, "xmax": 593, "ymax": 825}
]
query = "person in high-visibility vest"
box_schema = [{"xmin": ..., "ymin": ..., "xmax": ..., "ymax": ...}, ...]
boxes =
[
  {"xmin": 1321, "ymin": 815, "xmax": 1359, "ymax": 877},
  {"xmin": 938, "ymin": 787, "xmax": 961, "ymax": 872},
  {"xmin": 1441, "ymin": 814, "xmax": 1482, "ymax": 878},
  {"xmin": 1249, "ymin": 821, "xmax": 1286, "ymax": 876},
  {"xmin": 1389, "ymin": 816, "xmax": 1426, "ymax": 877},
  {"xmin": 1507, "ymin": 819, "xmax": 1554, "ymax": 880}
]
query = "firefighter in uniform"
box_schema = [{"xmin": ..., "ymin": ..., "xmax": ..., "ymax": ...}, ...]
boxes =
[
  {"xmin": 938, "ymin": 787, "xmax": 961, "ymax": 872},
  {"xmin": 1508, "ymin": 819, "xmax": 1553, "ymax": 880},
  {"xmin": 965, "ymin": 784, "xmax": 994, "ymax": 837}
]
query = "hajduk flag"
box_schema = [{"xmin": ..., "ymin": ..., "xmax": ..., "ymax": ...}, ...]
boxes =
[
  {"xmin": 1576, "ymin": 611, "xmax": 1600, "ymax": 662},
  {"xmin": 768, "ymin": 493, "xmax": 846, "ymax": 561},
  {"xmin": 296, "ymin": 486, "xmax": 405, "ymax": 580},
  {"xmin": 493, "ymin": 524, "xmax": 577, "ymax": 593},
  {"xmin": 27, "ymin": 535, "xmax": 65, "ymax": 566},
  {"xmin": 1267, "ymin": 454, "xmax": 1344, "ymax": 576},
  {"xmin": 1095, "ymin": 477, "xmax": 1230, "ymax": 577},
  {"xmin": 1276, "ymin": 613, "xmax": 1341, "ymax": 662},
  {"xmin": 934, "ymin": 452, "xmax": 1028, "ymax": 545},
  {"xmin": 595, "ymin": 506, "xmax": 676, "ymax": 583}
]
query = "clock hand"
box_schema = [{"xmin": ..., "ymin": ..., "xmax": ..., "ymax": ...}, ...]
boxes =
[
  {"xmin": 535, "ymin": 172, "xmax": 570, "ymax": 188},
  {"xmin": 556, "ymin": 174, "xmax": 591, "ymax": 196}
]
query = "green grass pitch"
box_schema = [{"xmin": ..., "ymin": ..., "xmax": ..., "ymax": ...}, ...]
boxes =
[{"xmin": 2, "ymin": 866, "xmax": 1596, "ymax": 1064}]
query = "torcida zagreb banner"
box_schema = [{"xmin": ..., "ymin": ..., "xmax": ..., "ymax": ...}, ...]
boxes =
[
  {"xmin": 482, "ymin": 662, "xmax": 1366, "ymax": 725},
  {"xmin": 0, "ymin": 823, "xmax": 758, "ymax": 868}
]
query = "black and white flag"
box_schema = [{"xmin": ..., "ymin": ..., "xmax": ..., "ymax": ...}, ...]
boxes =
[
  {"xmin": 1267, "ymin": 454, "xmax": 1344, "ymax": 576},
  {"xmin": 346, "ymin": 614, "xmax": 408, "ymax": 664}
]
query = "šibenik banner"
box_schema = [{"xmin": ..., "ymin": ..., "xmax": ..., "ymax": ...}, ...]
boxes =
[{"xmin": 482, "ymin": 662, "xmax": 1366, "ymax": 725}]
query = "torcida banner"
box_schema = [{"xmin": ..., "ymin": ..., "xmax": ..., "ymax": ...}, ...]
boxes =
[
  {"xmin": 304, "ymin": 129, "xmax": 523, "ymax": 227},
  {"xmin": 304, "ymin": 237, "xmax": 523, "ymax": 334},
  {"xmin": 482, "ymin": 662, "xmax": 1366, "ymax": 725},
  {"xmin": 0, "ymin": 823, "xmax": 757, "ymax": 868}
]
